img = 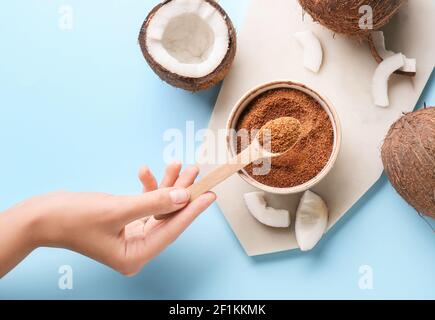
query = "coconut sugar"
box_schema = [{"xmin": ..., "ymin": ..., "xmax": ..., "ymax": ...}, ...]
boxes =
[
  {"xmin": 258, "ymin": 117, "xmax": 301, "ymax": 154},
  {"xmin": 236, "ymin": 88, "xmax": 334, "ymax": 188}
]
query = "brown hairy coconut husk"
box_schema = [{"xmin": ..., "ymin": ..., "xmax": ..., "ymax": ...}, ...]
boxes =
[
  {"xmin": 298, "ymin": 0, "xmax": 405, "ymax": 37},
  {"xmin": 381, "ymin": 107, "xmax": 435, "ymax": 218},
  {"xmin": 138, "ymin": 0, "xmax": 237, "ymax": 92},
  {"xmin": 299, "ymin": 0, "xmax": 413, "ymax": 77}
]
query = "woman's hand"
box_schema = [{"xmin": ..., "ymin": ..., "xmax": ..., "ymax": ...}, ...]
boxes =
[{"xmin": 0, "ymin": 162, "xmax": 216, "ymax": 277}]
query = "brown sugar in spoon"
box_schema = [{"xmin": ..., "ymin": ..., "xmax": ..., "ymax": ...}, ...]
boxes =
[{"xmin": 155, "ymin": 117, "xmax": 301, "ymax": 220}]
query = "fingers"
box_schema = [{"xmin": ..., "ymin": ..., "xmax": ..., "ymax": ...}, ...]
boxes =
[
  {"xmin": 149, "ymin": 192, "xmax": 216, "ymax": 247},
  {"xmin": 130, "ymin": 163, "xmax": 199, "ymax": 224},
  {"xmin": 139, "ymin": 162, "xmax": 197, "ymax": 191},
  {"xmin": 174, "ymin": 165, "xmax": 199, "ymax": 188},
  {"xmin": 117, "ymin": 187, "xmax": 190, "ymax": 224},
  {"xmin": 160, "ymin": 161, "xmax": 182, "ymax": 188},
  {"xmin": 153, "ymin": 165, "xmax": 200, "ymax": 220},
  {"xmin": 133, "ymin": 192, "xmax": 216, "ymax": 265},
  {"xmin": 138, "ymin": 166, "xmax": 158, "ymax": 192}
]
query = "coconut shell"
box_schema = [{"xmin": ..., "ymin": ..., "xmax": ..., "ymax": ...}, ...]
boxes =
[
  {"xmin": 298, "ymin": 0, "xmax": 406, "ymax": 36},
  {"xmin": 381, "ymin": 107, "xmax": 435, "ymax": 218},
  {"xmin": 367, "ymin": 33, "xmax": 415, "ymax": 77},
  {"xmin": 138, "ymin": 0, "xmax": 237, "ymax": 92}
]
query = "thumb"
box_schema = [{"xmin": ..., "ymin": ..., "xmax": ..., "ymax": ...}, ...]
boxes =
[{"xmin": 116, "ymin": 188, "xmax": 190, "ymax": 224}]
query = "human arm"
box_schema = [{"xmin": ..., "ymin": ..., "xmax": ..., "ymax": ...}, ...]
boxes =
[{"xmin": 0, "ymin": 162, "xmax": 215, "ymax": 278}]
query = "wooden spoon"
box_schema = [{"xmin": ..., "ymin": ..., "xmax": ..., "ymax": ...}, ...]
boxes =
[{"xmin": 155, "ymin": 117, "xmax": 301, "ymax": 220}]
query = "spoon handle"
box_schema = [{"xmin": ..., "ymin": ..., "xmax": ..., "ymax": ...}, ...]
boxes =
[
  {"xmin": 154, "ymin": 147, "xmax": 257, "ymax": 220},
  {"xmin": 188, "ymin": 151, "xmax": 250, "ymax": 201}
]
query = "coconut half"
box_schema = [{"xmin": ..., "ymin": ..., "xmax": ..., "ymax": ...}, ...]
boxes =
[
  {"xmin": 139, "ymin": 0, "xmax": 237, "ymax": 91},
  {"xmin": 298, "ymin": 0, "xmax": 406, "ymax": 37}
]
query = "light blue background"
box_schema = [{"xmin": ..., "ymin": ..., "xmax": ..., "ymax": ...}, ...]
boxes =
[{"xmin": 0, "ymin": 0, "xmax": 434, "ymax": 300}]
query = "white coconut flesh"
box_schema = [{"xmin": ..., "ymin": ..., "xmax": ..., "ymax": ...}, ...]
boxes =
[
  {"xmin": 243, "ymin": 192, "xmax": 291, "ymax": 228},
  {"xmin": 146, "ymin": 0, "xmax": 230, "ymax": 78},
  {"xmin": 371, "ymin": 31, "xmax": 416, "ymax": 73},
  {"xmin": 372, "ymin": 53, "xmax": 405, "ymax": 107},
  {"xmin": 294, "ymin": 30, "xmax": 323, "ymax": 73},
  {"xmin": 295, "ymin": 190, "xmax": 328, "ymax": 251}
]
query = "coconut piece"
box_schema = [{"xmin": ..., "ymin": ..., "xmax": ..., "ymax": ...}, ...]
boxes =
[
  {"xmin": 381, "ymin": 107, "xmax": 435, "ymax": 219},
  {"xmin": 372, "ymin": 53, "xmax": 405, "ymax": 107},
  {"xmin": 295, "ymin": 190, "xmax": 328, "ymax": 251},
  {"xmin": 243, "ymin": 192, "xmax": 290, "ymax": 228},
  {"xmin": 298, "ymin": 0, "xmax": 405, "ymax": 37},
  {"xmin": 368, "ymin": 31, "xmax": 416, "ymax": 76},
  {"xmin": 139, "ymin": 0, "xmax": 237, "ymax": 91},
  {"xmin": 294, "ymin": 30, "xmax": 323, "ymax": 73}
]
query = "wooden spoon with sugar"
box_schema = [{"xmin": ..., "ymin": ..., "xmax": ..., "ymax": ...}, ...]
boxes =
[{"xmin": 155, "ymin": 117, "xmax": 301, "ymax": 220}]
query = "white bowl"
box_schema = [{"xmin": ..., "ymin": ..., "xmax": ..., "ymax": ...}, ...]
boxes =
[{"xmin": 226, "ymin": 80, "xmax": 341, "ymax": 194}]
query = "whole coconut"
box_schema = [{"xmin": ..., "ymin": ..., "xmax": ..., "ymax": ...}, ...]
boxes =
[
  {"xmin": 381, "ymin": 107, "xmax": 435, "ymax": 218},
  {"xmin": 299, "ymin": 0, "xmax": 406, "ymax": 36}
]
